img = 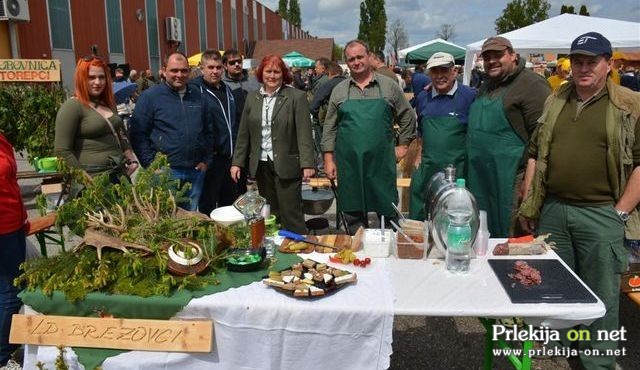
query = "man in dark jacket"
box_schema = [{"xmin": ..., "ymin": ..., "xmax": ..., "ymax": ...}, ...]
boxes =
[
  {"xmin": 190, "ymin": 49, "xmax": 243, "ymax": 215},
  {"xmin": 130, "ymin": 52, "xmax": 215, "ymax": 211}
]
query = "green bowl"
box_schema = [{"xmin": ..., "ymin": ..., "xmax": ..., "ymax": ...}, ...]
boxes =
[{"xmin": 226, "ymin": 247, "xmax": 266, "ymax": 272}]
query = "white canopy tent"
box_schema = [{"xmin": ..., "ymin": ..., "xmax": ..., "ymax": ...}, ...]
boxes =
[{"xmin": 463, "ymin": 14, "xmax": 640, "ymax": 84}]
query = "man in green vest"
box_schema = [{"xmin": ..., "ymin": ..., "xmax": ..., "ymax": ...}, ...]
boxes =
[
  {"xmin": 520, "ymin": 32, "xmax": 640, "ymax": 370},
  {"xmin": 322, "ymin": 39, "xmax": 416, "ymax": 232},
  {"xmin": 466, "ymin": 36, "xmax": 550, "ymax": 237}
]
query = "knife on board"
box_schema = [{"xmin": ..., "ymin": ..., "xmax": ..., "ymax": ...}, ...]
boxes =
[{"xmin": 278, "ymin": 230, "xmax": 340, "ymax": 250}]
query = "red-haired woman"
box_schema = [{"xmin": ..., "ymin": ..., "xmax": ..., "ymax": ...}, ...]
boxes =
[
  {"xmin": 0, "ymin": 133, "xmax": 26, "ymax": 367},
  {"xmin": 54, "ymin": 56, "xmax": 137, "ymax": 178},
  {"xmin": 231, "ymin": 55, "xmax": 315, "ymax": 233}
]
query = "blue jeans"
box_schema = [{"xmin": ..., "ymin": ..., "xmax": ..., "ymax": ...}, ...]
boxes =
[
  {"xmin": 0, "ymin": 227, "xmax": 25, "ymax": 366},
  {"xmin": 170, "ymin": 167, "xmax": 205, "ymax": 211}
]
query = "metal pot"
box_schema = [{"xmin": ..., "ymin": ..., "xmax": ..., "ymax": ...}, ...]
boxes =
[{"xmin": 302, "ymin": 187, "xmax": 334, "ymax": 215}]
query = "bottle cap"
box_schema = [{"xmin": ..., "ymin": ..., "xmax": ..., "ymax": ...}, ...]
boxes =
[{"xmin": 456, "ymin": 178, "xmax": 466, "ymax": 187}]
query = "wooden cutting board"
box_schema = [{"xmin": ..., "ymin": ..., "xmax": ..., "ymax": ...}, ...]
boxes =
[{"xmin": 279, "ymin": 234, "xmax": 352, "ymax": 254}]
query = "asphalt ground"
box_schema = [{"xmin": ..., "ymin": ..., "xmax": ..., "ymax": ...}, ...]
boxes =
[{"xmin": 14, "ymin": 154, "xmax": 639, "ymax": 370}]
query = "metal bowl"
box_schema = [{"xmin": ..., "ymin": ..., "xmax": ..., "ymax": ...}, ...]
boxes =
[{"xmin": 302, "ymin": 187, "xmax": 334, "ymax": 215}]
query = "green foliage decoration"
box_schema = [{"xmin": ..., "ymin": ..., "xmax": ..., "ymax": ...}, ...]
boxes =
[
  {"xmin": 0, "ymin": 83, "xmax": 67, "ymax": 161},
  {"xmin": 16, "ymin": 155, "xmax": 225, "ymax": 301}
]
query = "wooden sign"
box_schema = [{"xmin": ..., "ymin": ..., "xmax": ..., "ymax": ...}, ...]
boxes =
[
  {"xmin": 10, "ymin": 314, "xmax": 213, "ymax": 353},
  {"xmin": 0, "ymin": 59, "xmax": 61, "ymax": 82}
]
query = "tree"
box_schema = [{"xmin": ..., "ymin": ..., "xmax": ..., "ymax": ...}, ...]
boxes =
[
  {"xmin": 357, "ymin": 0, "xmax": 387, "ymax": 53},
  {"xmin": 333, "ymin": 44, "xmax": 345, "ymax": 61},
  {"xmin": 386, "ymin": 18, "xmax": 409, "ymax": 64},
  {"xmin": 579, "ymin": 5, "xmax": 590, "ymax": 16},
  {"xmin": 560, "ymin": 5, "xmax": 575, "ymax": 14},
  {"xmin": 495, "ymin": 0, "xmax": 550, "ymax": 33},
  {"xmin": 288, "ymin": 0, "xmax": 301, "ymax": 27},
  {"xmin": 436, "ymin": 24, "xmax": 456, "ymax": 41},
  {"xmin": 278, "ymin": 0, "xmax": 288, "ymax": 20}
]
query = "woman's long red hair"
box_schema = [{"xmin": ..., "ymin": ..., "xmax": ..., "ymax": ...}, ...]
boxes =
[
  {"xmin": 256, "ymin": 55, "xmax": 292, "ymax": 85},
  {"xmin": 74, "ymin": 57, "xmax": 116, "ymax": 110}
]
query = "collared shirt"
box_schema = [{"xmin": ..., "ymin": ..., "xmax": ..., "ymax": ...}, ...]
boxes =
[
  {"xmin": 431, "ymin": 80, "xmax": 458, "ymax": 98},
  {"xmin": 321, "ymin": 72, "xmax": 416, "ymax": 152},
  {"xmin": 415, "ymin": 81, "xmax": 476, "ymax": 128},
  {"xmin": 259, "ymin": 86, "xmax": 280, "ymax": 161}
]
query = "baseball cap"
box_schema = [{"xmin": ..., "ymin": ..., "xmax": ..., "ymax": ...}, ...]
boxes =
[
  {"xmin": 426, "ymin": 52, "xmax": 455, "ymax": 70},
  {"xmin": 570, "ymin": 32, "xmax": 612, "ymax": 56},
  {"xmin": 481, "ymin": 36, "xmax": 513, "ymax": 54}
]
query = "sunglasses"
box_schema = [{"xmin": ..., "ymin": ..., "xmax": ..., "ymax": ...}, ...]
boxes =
[{"xmin": 227, "ymin": 59, "xmax": 242, "ymax": 66}]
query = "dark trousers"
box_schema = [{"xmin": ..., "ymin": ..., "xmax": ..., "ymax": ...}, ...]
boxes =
[
  {"xmin": 0, "ymin": 227, "xmax": 25, "ymax": 366},
  {"xmin": 538, "ymin": 197, "xmax": 627, "ymax": 369},
  {"xmin": 199, "ymin": 156, "xmax": 244, "ymax": 216},
  {"xmin": 255, "ymin": 159, "xmax": 306, "ymax": 234}
]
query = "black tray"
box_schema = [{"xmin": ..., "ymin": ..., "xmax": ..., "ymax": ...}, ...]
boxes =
[{"xmin": 488, "ymin": 259, "xmax": 598, "ymax": 304}]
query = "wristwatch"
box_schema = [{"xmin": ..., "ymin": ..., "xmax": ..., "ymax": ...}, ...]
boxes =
[{"xmin": 616, "ymin": 209, "xmax": 630, "ymax": 223}]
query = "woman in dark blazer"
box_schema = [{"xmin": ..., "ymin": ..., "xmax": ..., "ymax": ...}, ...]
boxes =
[{"xmin": 231, "ymin": 55, "xmax": 315, "ymax": 233}]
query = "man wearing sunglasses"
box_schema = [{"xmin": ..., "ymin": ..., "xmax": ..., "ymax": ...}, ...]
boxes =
[
  {"xmin": 130, "ymin": 52, "xmax": 215, "ymax": 211},
  {"xmin": 222, "ymin": 49, "xmax": 260, "ymax": 118}
]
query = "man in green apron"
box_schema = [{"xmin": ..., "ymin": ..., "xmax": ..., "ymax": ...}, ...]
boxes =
[
  {"xmin": 322, "ymin": 39, "xmax": 416, "ymax": 233},
  {"xmin": 408, "ymin": 52, "xmax": 476, "ymax": 220},
  {"xmin": 466, "ymin": 37, "xmax": 550, "ymax": 237}
]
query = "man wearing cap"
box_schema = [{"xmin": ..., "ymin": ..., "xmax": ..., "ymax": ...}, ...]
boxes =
[
  {"xmin": 408, "ymin": 52, "xmax": 476, "ymax": 219},
  {"xmin": 466, "ymin": 36, "xmax": 550, "ymax": 238},
  {"xmin": 520, "ymin": 32, "xmax": 640, "ymax": 369},
  {"xmin": 322, "ymin": 39, "xmax": 416, "ymax": 232}
]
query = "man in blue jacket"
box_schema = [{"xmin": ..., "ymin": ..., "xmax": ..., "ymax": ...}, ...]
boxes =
[
  {"xmin": 130, "ymin": 52, "xmax": 215, "ymax": 210},
  {"xmin": 190, "ymin": 49, "xmax": 242, "ymax": 215}
]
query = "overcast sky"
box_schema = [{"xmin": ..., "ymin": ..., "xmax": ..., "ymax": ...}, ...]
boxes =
[{"xmin": 260, "ymin": 0, "xmax": 640, "ymax": 49}]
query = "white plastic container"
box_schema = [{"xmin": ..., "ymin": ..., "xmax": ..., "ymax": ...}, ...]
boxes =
[{"xmin": 363, "ymin": 229, "xmax": 393, "ymax": 257}]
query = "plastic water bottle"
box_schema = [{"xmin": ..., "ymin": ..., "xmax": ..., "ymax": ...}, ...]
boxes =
[{"xmin": 445, "ymin": 179, "xmax": 473, "ymax": 273}]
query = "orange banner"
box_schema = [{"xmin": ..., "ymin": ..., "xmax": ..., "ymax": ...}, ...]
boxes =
[{"xmin": 0, "ymin": 59, "xmax": 61, "ymax": 82}]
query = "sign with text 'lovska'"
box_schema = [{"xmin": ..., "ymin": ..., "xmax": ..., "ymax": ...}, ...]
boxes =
[{"xmin": 0, "ymin": 59, "xmax": 61, "ymax": 82}]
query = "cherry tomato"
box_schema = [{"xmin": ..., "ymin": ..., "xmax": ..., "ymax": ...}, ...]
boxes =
[
  {"xmin": 364, "ymin": 257, "xmax": 371, "ymax": 265},
  {"xmin": 353, "ymin": 259, "xmax": 361, "ymax": 266}
]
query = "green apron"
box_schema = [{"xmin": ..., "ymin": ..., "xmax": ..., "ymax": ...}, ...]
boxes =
[
  {"xmin": 467, "ymin": 88, "xmax": 524, "ymax": 237},
  {"xmin": 335, "ymin": 83, "xmax": 396, "ymax": 217},
  {"xmin": 409, "ymin": 95, "xmax": 467, "ymax": 220}
]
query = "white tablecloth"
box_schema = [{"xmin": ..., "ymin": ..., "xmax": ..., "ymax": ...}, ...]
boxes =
[
  {"xmin": 23, "ymin": 239, "xmax": 606, "ymax": 369},
  {"xmin": 391, "ymin": 239, "xmax": 606, "ymax": 328},
  {"xmin": 24, "ymin": 252, "xmax": 395, "ymax": 370}
]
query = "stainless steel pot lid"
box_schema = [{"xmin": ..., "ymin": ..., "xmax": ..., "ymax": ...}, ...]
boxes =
[{"xmin": 302, "ymin": 188, "xmax": 334, "ymax": 201}]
